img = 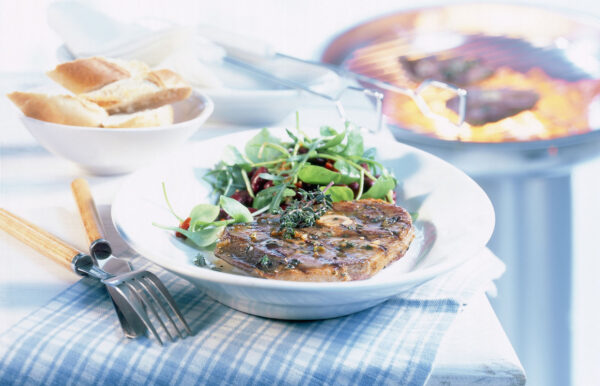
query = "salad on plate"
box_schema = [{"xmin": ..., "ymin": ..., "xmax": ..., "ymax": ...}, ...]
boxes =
[{"xmin": 157, "ymin": 118, "xmax": 416, "ymax": 281}]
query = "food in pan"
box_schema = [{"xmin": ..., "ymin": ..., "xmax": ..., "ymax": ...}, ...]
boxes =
[
  {"xmin": 400, "ymin": 55, "xmax": 544, "ymax": 126},
  {"xmin": 399, "ymin": 56, "xmax": 495, "ymax": 87},
  {"xmin": 8, "ymin": 57, "xmax": 192, "ymax": 127},
  {"xmin": 157, "ymin": 125, "xmax": 415, "ymax": 281},
  {"xmin": 446, "ymin": 88, "xmax": 540, "ymax": 125},
  {"xmin": 385, "ymin": 64, "xmax": 600, "ymax": 141}
]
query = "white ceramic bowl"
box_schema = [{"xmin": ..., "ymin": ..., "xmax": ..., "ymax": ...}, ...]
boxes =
[
  {"xmin": 17, "ymin": 91, "xmax": 214, "ymax": 175},
  {"xmin": 198, "ymin": 59, "xmax": 340, "ymax": 127},
  {"xmin": 204, "ymin": 88, "xmax": 304, "ymax": 127}
]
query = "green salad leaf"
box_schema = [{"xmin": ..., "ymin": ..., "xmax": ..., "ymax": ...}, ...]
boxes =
[
  {"xmin": 321, "ymin": 185, "xmax": 354, "ymax": 202},
  {"xmin": 319, "ymin": 127, "xmax": 346, "ymax": 150},
  {"xmin": 178, "ymin": 226, "xmax": 225, "ymax": 248},
  {"xmin": 362, "ymin": 176, "xmax": 397, "ymax": 199},
  {"xmin": 220, "ymin": 196, "xmax": 253, "ymax": 223},
  {"xmin": 253, "ymin": 186, "xmax": 296, "ymax": 209},
  {"xmin": 342, "ymin": 128, "xmax": 364, "ymax": 157},
  {"xmin": 221, "ymin": 145, "xmax": 251, "ymax": 170},
  {"xmin": 160, "ymin": 121, "xmax": 400, "ymax": 252},
  {"xmin": 245, "ymin": 128, "xmax": 285, "ymax": 163},
  {"xmin": 297, "ymin": 164, "xmax": 342, "ymax": 185},
  {"xmin": 203, "ymin": 164, "xmax": 246, "ymax": 197},
  {"xmin": 189, "ymin": 204, "xmax": 220, "ymax": 229},
  {"xmin": 333, "ymin": 159, "xmax": 360, "ymax": 184}
]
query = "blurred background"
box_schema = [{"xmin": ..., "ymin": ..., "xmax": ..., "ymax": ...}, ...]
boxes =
[{"xmin": 1, "ymin": 1, "xmax": 599, "ymax": 385}]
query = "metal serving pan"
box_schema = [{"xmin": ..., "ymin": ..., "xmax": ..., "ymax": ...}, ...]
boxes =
[{"xmin": 322, "ymin": 3, "xmax": 600, "ymax": 176}]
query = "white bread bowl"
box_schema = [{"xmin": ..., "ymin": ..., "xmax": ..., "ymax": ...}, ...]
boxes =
[{"xmin": 13, "ymin": 90, "xmax": 213, "ymax": 175}]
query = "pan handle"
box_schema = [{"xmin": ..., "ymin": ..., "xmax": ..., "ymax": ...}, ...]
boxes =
[
  {"xmin": 0, "ymin": 208, "xmax": 91, "ymax": 274},
  {"xmin": 71, "ymin": 178, "xmax": 112, "ymax": 260}
]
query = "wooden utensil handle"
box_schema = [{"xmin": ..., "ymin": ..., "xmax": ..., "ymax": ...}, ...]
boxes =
[
  {"xmin": 0, "ymin": 208, "xmax": 83, "ymax": 270},
  {"xmin": 71, "ymin": 178, "xmax": 112, "ymax": 259}
]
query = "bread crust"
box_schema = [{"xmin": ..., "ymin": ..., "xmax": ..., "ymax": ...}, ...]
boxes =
[
  {"xmin": 82, "ymin": 70, "xmax": 192, "ymax": 114},
  {"xmin": 11, "ymin": 57, "xmax": 191, "ymax": 127},
  {"xmin": 7, "ymin": 91, "xmax": 108, "ymax": 127},
  {"xmin": 46, "ymin": 57, "xmax": 132, "ymax": 94}
]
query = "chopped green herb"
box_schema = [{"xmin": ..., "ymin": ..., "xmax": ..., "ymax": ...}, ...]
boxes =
[
  {"xmin": 278, "ymin": 185, "xmax": 333, "ymax": 239},
  {"xmin": 336, "ymin": 241, "xmax": 356, "ymax": 250},
  {"xmin": 258, "ymin": 255, "xmax": 276, "ymax": 272},
  {"xmin": 194, "ymin": 254, "xmax": 207, "ymax": 267}
]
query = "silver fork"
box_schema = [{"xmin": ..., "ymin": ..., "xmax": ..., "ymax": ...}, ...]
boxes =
[
  {"xmin": 0, "ymin": 207, "xmax": 191, "ymax": 345},
  {"xmin": 101, "ymin": 269, "xmax": 191, "ymax": 344},
  {"xmin": 70, "ymin": 178, "xmax": 193, "ymax": 343}
]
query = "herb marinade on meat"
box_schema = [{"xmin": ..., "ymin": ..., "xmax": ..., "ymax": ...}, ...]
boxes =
[{"xmin": 215, "ymin": 199, "xmax": 415, "ymax": 281}]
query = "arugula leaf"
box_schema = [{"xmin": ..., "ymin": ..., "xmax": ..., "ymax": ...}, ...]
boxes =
[
  {"xmin": 270, "ymin": 185, "xmax": 296, "ymax": 212},
  {"xmin": 342, "ymin": 128, "xmax": 364, "ymax": 157},
  {"xmin": 219, "ymin": 196, "xmax": 253, "ymax": 223},
  {"xmin": 221, "ymin": 145, "xmax": 251, "ymax": 170},
  {"xmin": 321, "ymin": 185, "xmax": 354, "ymax": 202},
  {"xmin": 258, "ymin": 173, "xmax": 284, "ymax": 181},
  {"xmin": 203, "ymin": 164, "xmax": 246, "ymax": 197},
  {"xmin": 189, "ymin": 204, "xmax": 220, "ymax": 229},
  {"xmin": 286, "ymin": 128, "xmax": 299, "ymax": 143},
  {"xmin": 363, "ymin": 147, "xmax": 377, "ymax": 159},
  {"xmin": 298, "ymin": 165, "xmax": 342, "ymax": 185},
  {"xmin": 319, "ymin": 128, "xmax": 346, "ymax": 150},
  {"xmin": 362, "ymin": 176, "xmax": 397, "ymax": 199},
  {"xmin": 154, "ymin": 224, "xmax": 224, "ymax": 248},
  {"xmin": 245, "ymin": 128, "xmax": 284, "ymax": 163},
  {"xmin": 333, "ymin": 159, "xmax": 360, "ymax": 184},
  {"xmin": 179, "ymin": 226, "xmax": 225, "ymax": 248},
  {"xmin": 252, "ymin": 185, "xmax": 296, "ymax": 209},
  {"xmin": 319, "ymin": 126, "xmax": 337, "ymax": 136}
]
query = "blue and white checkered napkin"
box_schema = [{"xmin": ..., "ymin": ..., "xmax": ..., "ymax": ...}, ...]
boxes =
[{"xmin": 0, "ymin": 248, "xmax": 503, "ymax": 386}]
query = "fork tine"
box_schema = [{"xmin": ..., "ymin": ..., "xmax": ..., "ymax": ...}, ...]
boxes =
[
  {"xmin": 126, "ymin": 280, "xmax": 174, "ymax": 342},
  {"xmin": 110, "ymin": 283, "xmax": 164, "ymax": 345},
  {"xmin": 103, "ymin": 269, "xmax": 192, "ymax": 342},
  {"xmin": 135, "ymin": 276, "xmax": 183, "ymax": 340},
  {"xmin": 143, "ymin": 272, "xmax": 193, "ymax": 335}
]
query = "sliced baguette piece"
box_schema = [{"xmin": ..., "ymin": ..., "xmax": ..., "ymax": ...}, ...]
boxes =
[
  {"xmin": 82, "ymin": 69, "xmax": 192, "ymax": 114},
  {"xmin": 47, "ymin": 57, "xmax": 150, "ymax": 94},
  {"xmin": 7, "ymin": 91, "xmax": 108, "ymax": 127},
  {"xmin": 101, "ymin": 105, "xmax": 174, "ymax": 128}
]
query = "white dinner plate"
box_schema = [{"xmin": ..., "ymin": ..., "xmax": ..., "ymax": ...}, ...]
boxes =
[{"xmin": 112, "ymin": 128, "xmax": 494, "ymax": 319}]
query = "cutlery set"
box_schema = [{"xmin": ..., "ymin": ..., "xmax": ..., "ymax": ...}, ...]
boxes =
[{"xmin": 0, "ymin": 178, "xmax": 191, "ymax": 344}]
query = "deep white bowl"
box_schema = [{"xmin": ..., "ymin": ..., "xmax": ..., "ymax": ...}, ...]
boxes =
[
  {"xmin": 204, "ymin": 87, "xmax": 304, "ymax": 127},
  {"xmin": 17, "ymin": 91, "xmax": 214, "ymax": 175},
  {"xmin": 198, "ymin": 59, "xmax": 340, "ymax": 127},
  {"xmin": 113, "ymin": 129, "xmax": 495, "ymax": 319}
]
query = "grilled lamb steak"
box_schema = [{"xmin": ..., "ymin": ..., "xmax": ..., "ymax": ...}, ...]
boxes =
[
  {"xmin": 214, "ymin": 199, "xmax": 415, "ymax": 281},
  {"xmin": 399, "ymin": 56, "xmax": 495, "ymax": 86},
  {"xmin": 446, "ymin": 88, "xmax": 540, "ymax": 125}
]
